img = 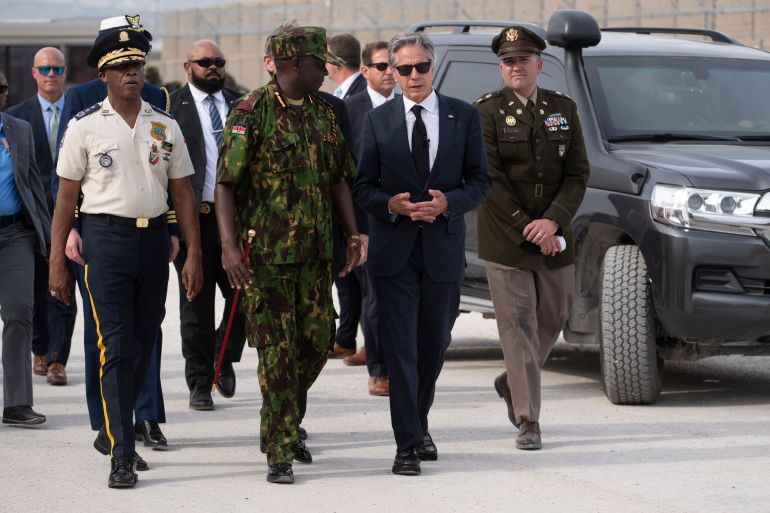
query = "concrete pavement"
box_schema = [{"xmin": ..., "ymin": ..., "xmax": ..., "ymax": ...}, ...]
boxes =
[{"xmin": 2, "ymin": 277, "xmax": 770, "ymax": 513}]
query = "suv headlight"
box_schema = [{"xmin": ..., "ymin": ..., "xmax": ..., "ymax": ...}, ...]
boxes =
[{"xmin": 650, "ymin": 184, "xmax": 762, "ymax": 236}]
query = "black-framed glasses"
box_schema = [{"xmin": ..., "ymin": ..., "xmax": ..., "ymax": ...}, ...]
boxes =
[
  {"xmin": 0, "ymin": 84, "xmax": 8, "ymax": 94},
  {"xmin": 35, "ymin": 66, "xmax": 65, "ymax": 76},
  {"xmin": 190, "ymin": 58, "xmax": 226, "ymax": 68},
  {"xmin": 366, "ymin": 62, "xmax": 390, "ymax": 72},
  {"xmin": 394, "ymin": 61, "xmax": 432, "ymax": 76}
]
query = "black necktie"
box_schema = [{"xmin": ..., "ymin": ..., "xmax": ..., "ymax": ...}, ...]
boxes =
[
  {"xmin": 526, "ymin": 99, "xmax": 537, "ymax": 120},
  {"xmin": 410, "ymin": 104, "xmax": 429, "ymax": 182}
]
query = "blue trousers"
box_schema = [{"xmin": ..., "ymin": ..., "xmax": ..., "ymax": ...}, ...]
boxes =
[{"xmin": 80, "ymin": 216, "xmax": 168, "ymax": 457}]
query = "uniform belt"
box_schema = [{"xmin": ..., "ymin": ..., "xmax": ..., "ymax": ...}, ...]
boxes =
[
  {"xmin": 200, "ymin": 201, "xmax": 214, "ymax": 215},
  {"xmin": 0, "ymin": 212, "xmax": 23, "ymax": 229},
  {"xmin": 85, "ymin": 213, "xmax": 166, "ymax": 229}
]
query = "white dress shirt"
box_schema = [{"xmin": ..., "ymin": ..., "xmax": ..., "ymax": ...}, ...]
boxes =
[
  {"xmin": 188, "ymin": 83, "xmax": 228, "ymax": 203},
  {"xmin": 334, "ymin": 71, "xmax": 362, "ymax": 99},
  {"xmin": 366, "ymin": 86, "xmax": 394, "ymax": 109},
  {"xmin": 403, "ymin": 89, "xmax": 439, "ymax": 171}
]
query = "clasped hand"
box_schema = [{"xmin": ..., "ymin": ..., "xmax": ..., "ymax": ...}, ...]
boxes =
[
  {"xmin": 388, "ymin": 190, "xmax": 448, "ymax": 223},
  {"xmin": 523, "ymin": 218, "xmax": 560, "ymax": 256}
]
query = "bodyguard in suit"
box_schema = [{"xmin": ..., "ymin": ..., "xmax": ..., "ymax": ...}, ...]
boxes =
[
  {"xmin": 170, "ymin": 39, "xmax": 246, "ymax": 410},
  {"xmin": 342, "ymin": 40, "xmax": 396, "ymax": 396},
  {"xmin": 6, "ymin": 46, "xmax": 75, "ymax": 386},
  {"xmin": 476, "ymin": 27, "xmax": 589, "ymax": 450},
  {"xmin": 353, "ymin": 32, "xmax": 490, "ymax": 475},
  {"xmin": 0, "ymin": 68, "xmax": 50, "ymax": 426},
  {"xmin": 326, "ymin": 34, "xmax": 367, "ymax": 100},
  {"xmin": 53, "ymin": 15, "xmax": 173, "ymax": 452}
]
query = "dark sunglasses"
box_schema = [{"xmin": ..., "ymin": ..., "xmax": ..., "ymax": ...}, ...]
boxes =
[
  {"xmin": 35, "ymin": 66, "xmax": 65, "ymax": 76},
  {"xmin": 190, "ymin": 58, "xmax": 226, "ymax": 68},
  {"xmin": 0, "ymin": 84, "xmax": 8, "ymax": 94},
  {"xmin": 366, "ymin": 62, "xmax": 390, "ymax": 72},
  {"xmin": 394, "ymin": 61, "xmax": 432, "ymax": 76}
]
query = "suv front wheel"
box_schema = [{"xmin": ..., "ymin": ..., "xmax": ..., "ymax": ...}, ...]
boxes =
[{"xmin": 599, "ymin": 245, "xmax": 662, "ymax": 404}]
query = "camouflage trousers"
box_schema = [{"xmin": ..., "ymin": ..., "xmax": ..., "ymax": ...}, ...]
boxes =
[{"xmin": 241, "ymin": 260, "xmax": 334, "ymax": 465}]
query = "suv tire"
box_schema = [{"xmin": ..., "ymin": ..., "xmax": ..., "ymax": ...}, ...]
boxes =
[{"xmin": 599, "ymin": 245, "xmax": 662, "ymax": 404}]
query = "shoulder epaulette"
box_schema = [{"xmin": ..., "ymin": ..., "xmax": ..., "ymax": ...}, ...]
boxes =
[
  {"xmin": 542, "ymin": 88, "xmax": 574, "ymax": 101},
  {"xmin": 233, "ymin": 89, "xmax": 263, "ymax": 112},
  {"xmin": 474, "ymin": 90, "xmax": 502, "ymax": 105},
  {"xmin": 74, "ymin": 103, "xmax": 101, "ymax": 120},
  {"xmin": 151, "ymin": 104, "xmax": 174, "ymax": 118}
]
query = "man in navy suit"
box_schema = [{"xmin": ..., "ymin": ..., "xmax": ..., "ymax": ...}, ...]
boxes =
[
  {"xmin": 353, "ymin": 32, "xmax": 490, "ymax": 475},
  {"xmin": 342, "ymin": 41, "xmax": 396, "ymax": 396},
  {"xmin": 6, "ymin": 47, "xmax": 75, "ymax": 386},
  {"xmin": 53, "ymin": 15, "xmax": 173, "ymax": 455}
]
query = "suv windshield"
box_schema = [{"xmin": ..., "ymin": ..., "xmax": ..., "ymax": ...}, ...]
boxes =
[{"xmin": 584, "ymin": 56, "xmax": 770, "ymax": 141}]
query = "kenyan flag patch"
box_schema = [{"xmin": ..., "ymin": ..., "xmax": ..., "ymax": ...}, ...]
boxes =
[{"xmin": 232, "ymin": 125, "xmax": 247, "ymax": 136}]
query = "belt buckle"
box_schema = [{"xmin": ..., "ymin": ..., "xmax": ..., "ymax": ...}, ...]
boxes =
[
  {"xmin": 200, "ymin": 203, "xmax": 211, "ymax": 215},
  {"xmin": 534, "ymin": 183, "xmax": 543, "ymax": 198},
  {"xmin": 136, "ymin": 217, "xmax": 149, "ymax": 228}
]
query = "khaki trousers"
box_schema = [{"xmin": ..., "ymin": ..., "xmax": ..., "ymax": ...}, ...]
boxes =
[{"xmin": 485, "ymin": 261, "xmax": 574, "ymax": 424}]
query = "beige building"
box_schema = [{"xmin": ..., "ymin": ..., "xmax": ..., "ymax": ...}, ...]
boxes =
[{"xmin": 157, "ymin": 0, "xmax": 770, "ymax": 90}]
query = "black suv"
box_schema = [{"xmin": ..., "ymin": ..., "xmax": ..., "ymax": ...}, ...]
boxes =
[{"xmin": 409, "ymin": 10, "xmax": 770, "ymax": 405}]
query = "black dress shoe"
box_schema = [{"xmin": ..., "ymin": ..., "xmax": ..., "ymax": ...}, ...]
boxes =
[
  {"xmin": 189, "ymin": 386, "xmax": 214, "ymax": 411},
  {"xmin": 132, "ymin": 451, "xmax": 149, "ymax": 471},
  {"xmin": 108, "ymin": 456, "xmax": 137, "ymax": 488},
  {"xmin": 266, "ymin": 463, "xmax": 294, "ymax": 484},
  {"xmin": 94, "ymin": 426, "xmax": 110, "ymax": 455},
  {"xmin": 392, "ymin": 448, "xmax": 421, "ymax": 476},
  {"xmin": 134, "ymin": 420, "xmax": 168, "ymax": 450},
  {"xmin": 417, "ymin": 433, "xmax": 437, "ymax": 461},
  {"xmin": 2, "ymin": 406, "xmax": 46, "ymax": 426},
  {"xmin": 494, "ymin": 372, "xmax": 520, "ymax": 429},
  {"xmin": 297, "ymin": 426, "xmax": 308, "ymax": 440},
  {"xmin": 293, "ymin": 439, "xmax": 312, "ymax": 464},
  {"xmin": 216, "ymin": 361, "xmax": 236, "ymax": 398}
]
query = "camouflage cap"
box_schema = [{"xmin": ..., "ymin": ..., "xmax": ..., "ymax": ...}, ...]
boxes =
[
  {"xmin": 491, "ymin": 26, "xmax": 546, "ymax": 59},
  {"xmin": 270, "ymin": 26, "xmax": 344, "ymax": 65}
]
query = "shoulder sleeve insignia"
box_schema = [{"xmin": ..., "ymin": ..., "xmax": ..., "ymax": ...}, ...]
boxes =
[
  {"xmin": 474, "ymin": 90, "xmax": 501, "ymax": 105},
  {"xmin": 74, "ymin": 103, "xmax": 101, "ymax": 120},
  {"xmin": 151, "ymin": 104, "xmax": 174, "ymax": 118}
]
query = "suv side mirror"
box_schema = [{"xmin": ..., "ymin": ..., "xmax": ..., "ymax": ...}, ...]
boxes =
[{"xmin": 547, "ymin": 9, "xmax": 601, "ymax": 49}]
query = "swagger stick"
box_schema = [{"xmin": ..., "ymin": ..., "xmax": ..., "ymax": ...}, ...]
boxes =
[{"xmin": 212, "ymin": 229, "xmax": 256, "ymax": 391}]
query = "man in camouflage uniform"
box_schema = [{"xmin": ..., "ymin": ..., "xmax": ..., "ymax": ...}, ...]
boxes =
[{"xmin": 215, "ymin": 26, "xmax": 363, "ymax": 484}]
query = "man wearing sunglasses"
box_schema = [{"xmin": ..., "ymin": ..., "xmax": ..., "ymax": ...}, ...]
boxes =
[
  {"xmin": 170, "ymin": 40, "xmax": 246, "ymax": 411},
  {"xmin": 0, "ymin": 67, "xmax": 51, "ymax": 427},
  {"xmin": 6, "ymin": 47, "xmax": 74, "ymax": 388},
  {"xmin": 342, "ymin": 41, "xmax": 396, "ymax": 397},
  {"xmin": 353, "ymin": 32, "xmax": 490, "ymax": 476}
]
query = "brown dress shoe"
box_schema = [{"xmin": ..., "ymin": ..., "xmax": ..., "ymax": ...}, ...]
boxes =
[
  {"xmin": 33, "ymin": 354, "xmax": 47, "ymax": 376},
  {"xmin": 368, "ymin": 376, "xmax": 389, "ymax": 396},
  {"xmin": 516, "ymin": 420, "xmax": 542, "ymax": 450},
  {"xmin": 46, "ymin": 362, "xmax": 67, "ymax": 386},
  {"xmin": 328, "ymin": 342, "xmax": 355, "ymax": 358},
  {"xmin": 343, "ymin": 347, "xmax": 366, "ymax": 366}
]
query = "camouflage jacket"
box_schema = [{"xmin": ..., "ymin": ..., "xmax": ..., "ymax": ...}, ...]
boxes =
[{"xmin": 217, "ymin": 80, "xmax": 353, "ymax": 265}]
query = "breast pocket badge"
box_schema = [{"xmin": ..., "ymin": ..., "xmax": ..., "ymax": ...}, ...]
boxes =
[
  {"xmin": 98, "ymin": 151, "xmax": 113, "ymax": 168},
  {"xmin": 558, "ymin": 144, "xmax": 566, "ymax": 157},
  {"xmin": 149, "ymin": 143, "xmax": 160, "ymax": 166},
  {"xmin": 150, "ymin": 121, "xmax": 167, "ymax": 141}
]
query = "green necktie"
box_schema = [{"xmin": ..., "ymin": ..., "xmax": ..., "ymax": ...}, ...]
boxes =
[{"xmin": 48, "ymin": 104, "xmax": 59, "ymax": 160}]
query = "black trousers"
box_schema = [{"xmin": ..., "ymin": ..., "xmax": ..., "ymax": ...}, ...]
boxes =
[
  {"xmin": 31, "ymin": 253, "xmax": 76, "ymax": 365},
  {"xmin": 375, "ymin": 233, "xmax": 459, "ymax": 451},
  {"xmin": 81, "ymin": 215, "xmax": 168, "ymax": 458},
  {"xmin": 174, "ymin": 209, "xmax": 245, "ymax": 391}
]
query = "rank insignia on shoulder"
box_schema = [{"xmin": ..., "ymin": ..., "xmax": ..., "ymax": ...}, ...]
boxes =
[
  {"xmin": 161, "ymin": 141, "xmax": 173, "ymax": 152},
  {"xmin": 151, "ymin": 121, "xmax": 167, "ymax": 141},
  {"xmin": 75, "ymin": 103, "xmax": 101, "ymax": 120},
  {"xmin": 474, "ymin": 91, "xmax": 500, "ymax": 105},
  {"xmin": 231, "ymin": 125, "xmax": 247, "ymax": 136}
]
